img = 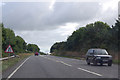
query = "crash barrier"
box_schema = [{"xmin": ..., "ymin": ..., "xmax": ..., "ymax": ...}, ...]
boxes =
[{"xmin": 0, "ymin": 55, "xmax": 19, "ymax": 61}]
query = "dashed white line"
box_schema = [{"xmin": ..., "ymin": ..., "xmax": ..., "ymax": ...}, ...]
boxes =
[
  {"xmin": 41, "ymin": 56, "xmax": 72, "ymax": 67},
  {"xmin": 78, "ymin": 67, "xmax": 102, "ymax": 77},
  {"xmin": 56, "ymin": 60, "xmax": 61, "ymax": 62},
  {"xmin": 7, "ymin": 57, "xmax": 30, "ymax": 80},
  {"xmin": 56, "ymin": 61, "xmax": 72, "ymax": 67},
  {"xmin": 60, "ymin": 61, "xmax": 72, "ymax": 67}
]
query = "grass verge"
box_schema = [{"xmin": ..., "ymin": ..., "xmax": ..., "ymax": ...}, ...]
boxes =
[
  {"xmin": 2, "ymin": 53, "xmax": 33, "ymax": 72},
  {"xmin": 53, "ymin": 55, "xmax": 82, "ymax": 60},
  {"xmin": 113, "ymin": 60, "xmax": 120, "ymax": 64}
]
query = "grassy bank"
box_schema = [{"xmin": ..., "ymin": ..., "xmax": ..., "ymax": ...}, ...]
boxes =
[
  {"xmin": 2, "ymin": 53, "xmax": 33, "ymax": 71},
  {"xmin": 51, "ymin": 54, "xmax": 82, "ymax": 60},
  {"xmin": 113, "ymin": 60, "xmax": 120, "ymax": 64}
]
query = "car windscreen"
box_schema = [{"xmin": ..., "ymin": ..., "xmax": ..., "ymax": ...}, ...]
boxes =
[{"xmin": 94, "ymin": 49, "xmax": 108, "ymax": 55}]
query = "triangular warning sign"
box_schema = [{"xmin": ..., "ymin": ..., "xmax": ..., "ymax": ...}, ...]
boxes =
[{"xmin": 5, "ymin": 45, "xmax": 14, "ymax": 53}]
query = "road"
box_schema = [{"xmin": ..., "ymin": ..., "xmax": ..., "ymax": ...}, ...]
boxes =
[{"xmin": 2, "ymin": 55, "xmax": 119, "ymax": 79}]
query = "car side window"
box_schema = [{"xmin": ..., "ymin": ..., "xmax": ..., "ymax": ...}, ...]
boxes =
[
  {"xmin": 88, "ymin": 49, "xmax": 95, "ymax": 55},
  {"xmin": 87, "ymin": 50, "xmax": 92, "ymax": 55}
]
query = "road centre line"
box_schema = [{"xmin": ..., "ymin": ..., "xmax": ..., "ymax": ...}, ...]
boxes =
[
  {"xmin": 40, "ymin": 56, "xmax": 57, "ymax": 62},
  {"xmin": 40, "ymin": 56, "xmax": 72, "ymax": 67},
  {"xmin": 78, "ymin": 67, "xmax": 102, "ymax": 77},
  {"xmin": 56, "ymin": 60, "xmax": 72, "ymax": 66},
  {"xmin": 60, "ymin": 61, "xmax": 72, "ymax": 67},
  {"xmin": 7, "ymin": 57, "xmax": 30, "ymax": 80},
  {"xmin": 56, "ymin": 60, "xmax": 61, "ymax": 62}
]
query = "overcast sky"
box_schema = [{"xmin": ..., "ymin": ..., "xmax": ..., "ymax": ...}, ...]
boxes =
[{"xmin": 2, "ymin": 0, "xmax": 119, "ymax": 53}]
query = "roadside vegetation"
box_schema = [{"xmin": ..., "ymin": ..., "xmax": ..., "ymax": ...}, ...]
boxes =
[
  {"xmin": 0, "ymin": 27, "xmax": 2, "ymax": 58},
  {"xmin": 2, "ymin": 53, "xmax": 33, "ymax": 71},
  {"xmin": 50, "ymin": 19, "xmax": 120, "ymax": 64},
  {"xmin": 39, "ymin": 51, "xmax": 47, "ymax": 55}
]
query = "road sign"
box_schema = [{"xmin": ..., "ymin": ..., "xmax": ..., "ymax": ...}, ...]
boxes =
[{"xmin": 5, "ymin": 45, "xmax": 14, "ymax": 53}]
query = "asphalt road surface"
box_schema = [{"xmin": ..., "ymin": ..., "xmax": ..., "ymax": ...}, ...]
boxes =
[{"xmin": 3, "ymin": 55, "xmax": 119, "ymax": 78}]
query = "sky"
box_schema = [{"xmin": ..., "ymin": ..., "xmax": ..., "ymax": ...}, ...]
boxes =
[{"xmin": 1, "ymin": 0, "xmax": 119, "ymax": 53}]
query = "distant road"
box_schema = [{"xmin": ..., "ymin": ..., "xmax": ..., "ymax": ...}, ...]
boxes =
[{"xmin": 3, "ymin": 55, "xmax": 118, "ymax": 78}]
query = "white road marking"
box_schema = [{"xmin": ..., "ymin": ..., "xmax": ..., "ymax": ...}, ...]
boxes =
[
  {"xmin": 60, "ymin": 61, "xmax": 72, "ymax": 67},
  {"xmin": 40, "ymin": 56, "xmax": 57, "ymax": 62},
  {"xmin": 56, "ymin": 60, "xmax": 72, "ymax": 67},
  {"xmin": 41, "ymin": 56, "xmax": 72, "ymax": 67},
  {"xmin": 6, "ymin": 57, "xmax": 30, "ymax": 80},
  {"xmin": 56, "ymin": 60, "xmax": 61, "ymax": 62},
  {"xmin": 78, "ymin": 67, "xmax": 102, "ymax": 77}
]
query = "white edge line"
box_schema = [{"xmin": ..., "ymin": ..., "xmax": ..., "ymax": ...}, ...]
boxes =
[
  {"xmin": 78, "ymin": 68, "xmax": 102, "ymax": 77},
  {"xmin": 7, "ymin": 57, "xmax": 30, "ymax": 79}
]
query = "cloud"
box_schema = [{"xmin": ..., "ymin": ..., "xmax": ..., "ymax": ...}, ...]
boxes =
[
  {"xmin": 118, "ymin": 1, "xmax": 120, "ymax": 18},
  {"xmin": 56, "ymin": 23, "xmax": 79, "ymax": 36},
  {"xmin": 3, "ymin": 2, "xmax": 100, "ymax": 31},
  {"xmin": 95, "ymin": 0, "xmax": 118, "ymax": 26},
  {"xmin": 49, "ymin": 0, "xmax": 56, "ymax": 11}
]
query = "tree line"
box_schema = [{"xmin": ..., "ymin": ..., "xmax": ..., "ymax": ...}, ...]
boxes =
[
  {"xmin": 50, "ymin": 20, "xmax": 120, "ymax": 58},
  {"xmin": 1, "ymin": 23, "xmax": 40, "ymax": 57}
]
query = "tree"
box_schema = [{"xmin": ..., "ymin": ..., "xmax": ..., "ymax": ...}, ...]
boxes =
[
  {"xmin": 14, "ymin": 36, "xmax": 27, "ymax": 53},
  {"xmin": 0, "ymin": 24, "xmax": 2, "ymax": 57},
  {"xmin": 2, "ymin": 26, "xmax": 16, "ymax": 51},
  {"xmin": 111, "ymin": 19, "xmax": 120, "ymax": 51},
  {"xmin": 27, "ymin": 44, "xmax": 40, "ymax": 52},
  {"xmin": 50, "ymin": 42, "xmax": 66, "ymax": 55}
]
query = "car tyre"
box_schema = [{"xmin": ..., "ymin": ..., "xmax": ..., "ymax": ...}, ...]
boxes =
[
  {"xmin": 108, "ymin": 62, "xmax": 112, "ymax": 66},
  {"xmin": 108, "ymin": 60, "xmax": 112, "ymax": 66},
  {"xmin": 86, "ymin": 59, "xmax": 90, "ymax": 65},
  {"xmin": 87, "ymin": 62, "xmax": 90, "ymax": 65},
  {"xmin": 93, "ymin": 61, "xmax": 97, "ymax": 66}
]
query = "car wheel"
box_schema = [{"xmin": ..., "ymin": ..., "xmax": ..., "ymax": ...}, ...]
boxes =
[
  {"xmin": 93, "ymin": 61, "xmax": 97, "ymax": 66},
  {"xmin": 87, "ymin": 62, "xmax": 90, "ymax": 65},
  {"xmin": 108, "ymin": 63, "xmax": 112, "ymax": 66},
  {"xmin": 108, "ymin": 61, "xmax": 112, "ymax": 66},
  {"xmin": 86, "ymin": 59, "xmax": 90, "ymax": 65}
]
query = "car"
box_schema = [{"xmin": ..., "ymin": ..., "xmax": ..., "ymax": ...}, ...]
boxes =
[
  {"xmin": 86, "ymin": 48, "xmax": 112, "ymax": 66},
  {"xmin": 35, "ymin": 52, "xmax": 39, "ymax": 56}
]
